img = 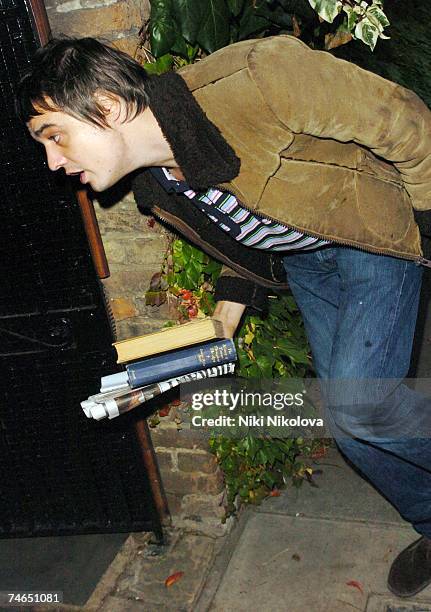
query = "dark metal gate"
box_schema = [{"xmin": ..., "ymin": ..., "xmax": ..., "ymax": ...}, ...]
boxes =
[{"xmin": 0, "ymin": 0, "xmax": 163, "ymax": 538}]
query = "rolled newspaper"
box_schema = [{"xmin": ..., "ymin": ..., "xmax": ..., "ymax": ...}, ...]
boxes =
[{"xmin": 81, "ymin": 362, "xmax": 236, "ymax": 420}]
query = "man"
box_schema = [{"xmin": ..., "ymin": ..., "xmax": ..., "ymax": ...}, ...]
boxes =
[{"xmin": 17, "ymin": 35, "xmax": 431, "ymax": 597}]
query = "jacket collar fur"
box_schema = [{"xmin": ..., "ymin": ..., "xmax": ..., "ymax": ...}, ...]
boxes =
[{"xmin": 145, "ymin": 71, "xmax": 240, "ymax": 191}]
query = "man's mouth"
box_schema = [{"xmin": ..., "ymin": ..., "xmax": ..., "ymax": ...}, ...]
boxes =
[{"xmin": 67, "ymin": 171, "xmax": 87, "ymax": 184}]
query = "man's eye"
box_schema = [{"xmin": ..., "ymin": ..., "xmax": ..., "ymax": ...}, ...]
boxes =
[{"xmin": 49, "ymin": 135, "xmax": 60, "ymax": 143}]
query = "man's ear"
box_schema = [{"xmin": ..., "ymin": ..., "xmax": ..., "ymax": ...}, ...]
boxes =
[{"xmin": 94, "ymin": 92, "xmax": 124, "ymax": 124}]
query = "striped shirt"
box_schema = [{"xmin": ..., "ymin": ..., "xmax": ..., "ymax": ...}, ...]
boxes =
[{"xmin": 150, "ymin": 167, "xmax": 330, "ymax": 252}]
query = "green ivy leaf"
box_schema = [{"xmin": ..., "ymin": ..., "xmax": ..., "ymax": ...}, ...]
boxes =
[
  {"xmin": 150, "ymin": 0, "xmax": 179, "ymax": 57},
  {"xmin": 354, "ymin": 18, "xmax": 379, "ymax": 50},
  {"xmin": 366, "ymin": 4, "xmax": 390, "ymax": 30},
  {"xmin": 226, "ymin": 0, "xmax": 244, "ymax": 17},
  {"xmin": 307, "ymin": 0, "xmax": 341, "ymax": 24},
  {"xmin": 342, "ymin": 6, "xmax": 357, "ymax": 32},
  {"xmin": 255, "ymin": 354, "xmax": 274, "ymax": 377},
  {"xmin": 237, "ymin": 2, "xmax": 270, "ymax": 40},
  {"xmin": 203, "ymin": 260, "xmax": 222, "ymax": 275},
  {"xmin": 185, "ymin": 266, "xmax": 202, "ymax": 286},
  {"xmin": 189, "ymin": 258, "xmax": 204, "ymax": 277},
  {"xmin": 143, "ymin": 54, "xmax": 175, "ymax": 75},
  {"xmin": 172, "ymin": 239, "xmax": 184, "ymax": 259},
  {"xmin": 244, "ymin": 362, "xmax": 261, "ymax": 378},
  {"xmin": 172, "ymin": 0, "xmax": 205, "ymax": 43},
  {"xmin": 182, "ymin": 242, "xmax": 193, "ymax": 258},
  {"xmin": 176, "ymin": 271, "xmax": 188, "ymax": 288},
  {"xmin": 199, "ymin": 291, "xmax": 216, "ymax": 313},
  {"xmin": 197, "ymin": 0, "xmax": 232, "ymax": 53},
  {"xmin": 256, "ymin": 2, "xmax": 293, "ymax": 30},
  {"xmin": 171, "ymin": 34, "xmax": 190, "ymax": 56},
  {"xmin": 192, "ymin": 248, "xmax": 207, "ymax": 263},
  {"xmin": 256, "ymin": 448, "xmax": 268, "ymax": 464}
]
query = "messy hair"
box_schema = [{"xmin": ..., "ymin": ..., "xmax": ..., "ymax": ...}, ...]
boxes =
[{"xmin": 16, "ymin": 37, "xmax": 150, "ymax": 126}]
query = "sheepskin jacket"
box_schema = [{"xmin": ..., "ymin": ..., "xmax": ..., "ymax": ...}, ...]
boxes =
[{"xmin": 132, "ymin": 35, "xmax": 431, "ymax": 308}]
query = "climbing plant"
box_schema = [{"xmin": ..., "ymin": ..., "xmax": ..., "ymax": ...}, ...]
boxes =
[{"xmin": 145, "ymin": 0, "xmax": 389, "ymax": 66}]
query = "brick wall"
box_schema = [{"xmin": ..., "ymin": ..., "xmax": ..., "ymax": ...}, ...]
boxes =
[
  {"xmin": 94, "ymin": 195, "xmax": 170, "ymax": 339},
  {"xmin": 150, "ymin": 419, "xmax": 228, "ymax": 537},
  {"xmin": 45, "ymin": 0, "xmax": 229, "ymax": 535},
  {"xmin": 45, "ymin": 0, "xmax": 148, "ymax": 56}
]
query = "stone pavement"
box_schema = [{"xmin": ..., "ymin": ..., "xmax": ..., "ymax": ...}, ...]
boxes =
[
  {"xmin": 69, "ymin": 447, "xmax": 431, "ymax": 612},
  {"xmin": 201, "ymin": 448, "xmax": 431, "ymax": 611}
]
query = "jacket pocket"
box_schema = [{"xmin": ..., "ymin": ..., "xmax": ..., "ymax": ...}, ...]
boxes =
[
  {"xmin": 355, "ymin": 172, "xmax": 419, "ymax": 252},
  {"xmin": 281, "ymin": 134, "xmax": 402, "ymax": 186},
  {"xmin": 259, "ymin": 159, "xmax": 420, "ymax": 257}
]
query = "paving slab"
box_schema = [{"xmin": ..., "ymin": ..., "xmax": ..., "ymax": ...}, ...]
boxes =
[
  {"xmin": 110, "ymin": 529, "xmax": 217, "ymax": 612},
  {"xmin": 208, "ymin": 513, "xmax": 417, "ymax": 612},
  {"xmin": 199, "ymin": 447, "xmax": 431, "ymax": 611},
  {"xmin": 258, "ymin": 447, "xmax": 405, "ymax": 525},
  {"xmin": 366, "ymin": 593, "xmax": 431, "ymax": 611}
]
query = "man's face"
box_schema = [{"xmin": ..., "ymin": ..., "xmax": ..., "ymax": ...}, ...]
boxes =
[{"xmin": 27, "ymin": 107, "xmax": 130, "ymax": 192}]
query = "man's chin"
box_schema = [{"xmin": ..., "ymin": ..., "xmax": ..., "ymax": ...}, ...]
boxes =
[
  {"xmin": 89, "ymin": 180, "xmax": 122, "ymax": 194},
  {"xmin": 85, "ymin": 176, "xmax": 105, "ymax": 192}
]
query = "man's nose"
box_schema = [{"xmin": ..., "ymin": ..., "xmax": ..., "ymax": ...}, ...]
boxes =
[{"xmin": 46, "ymin": 146, "xmax": 68, "ymax": 172}]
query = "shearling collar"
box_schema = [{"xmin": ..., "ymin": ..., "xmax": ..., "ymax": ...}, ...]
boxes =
[{"xmin": 145, "ymin": 71, "xmax": 240, "ymax": 191}]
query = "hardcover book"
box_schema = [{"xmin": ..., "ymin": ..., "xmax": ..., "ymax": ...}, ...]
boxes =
[
  {"xmin": 126, "ymin": 339, "xmax": 237, "ymax": 389},
  {"xmin": 113, "ymin": 317, "xmax": 227, "ymax": 363}
]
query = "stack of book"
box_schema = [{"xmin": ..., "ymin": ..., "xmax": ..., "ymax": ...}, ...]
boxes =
[{"xmin": 81, "ymin": 318, "xmax": 237, "ymax": 421}]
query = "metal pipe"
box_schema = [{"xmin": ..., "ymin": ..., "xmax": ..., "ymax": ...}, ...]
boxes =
[
  {"xmin": 76, "ymin": 190, "xmax": 110, "ymax": 279},
  {"xmin": 134, "ymin": 419, "xmax": 171, "ymax": 525}
]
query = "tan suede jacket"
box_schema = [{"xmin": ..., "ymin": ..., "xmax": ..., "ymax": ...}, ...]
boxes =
[{"xmin": 179, "ymin": 35, "xmax": 431, "ymax": 263}]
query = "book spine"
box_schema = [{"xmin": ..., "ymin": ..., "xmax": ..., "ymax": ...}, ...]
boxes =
[{"xmin": 126, "ymin": 339, "xmax": 237, "ymax": 389}]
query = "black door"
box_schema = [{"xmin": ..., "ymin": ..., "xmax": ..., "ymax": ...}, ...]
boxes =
[{"xmin": 0, "ymin": 0, "xmax": 162, "ymax": 538}]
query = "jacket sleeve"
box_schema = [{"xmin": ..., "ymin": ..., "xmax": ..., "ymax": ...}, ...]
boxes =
[
  {"xmin": 248, "ymin": 36, "xmax": 431, "ymax": 212},
  {"xmin": 215, "ymin": 264, "xmax": 269, "ymax": 313}
]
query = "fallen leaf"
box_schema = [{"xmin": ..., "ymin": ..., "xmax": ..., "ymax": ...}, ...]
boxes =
[
  {"xmin": 158, "ymin": 405, "xmax": 171, "ymax": 417},
  {"xmin": 269, "ymin": 489, "xmax": 281, "ymax": 497},
  {"xmin": 346, "ymin": 580, "xmax": 364, "ymax": 594},
  {"xmin": 165, "ymin": 571, "xmax": 184, "ymax": 587},
  {"xmin": 311, "ymin": 446, "xmax": 328, "ymax": 459}
]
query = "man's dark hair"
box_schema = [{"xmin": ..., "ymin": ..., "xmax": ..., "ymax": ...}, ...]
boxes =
[{"xmin": 16, "ymin": 37, "xmax": 150, "ymax": 126}]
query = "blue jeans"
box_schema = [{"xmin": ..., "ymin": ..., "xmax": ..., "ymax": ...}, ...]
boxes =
[{"xmin": 283, "ymin": 246, "xmax": 431, "ymax": 538}]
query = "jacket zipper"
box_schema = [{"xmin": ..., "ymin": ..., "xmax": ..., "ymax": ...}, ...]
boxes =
[
  {"xmin": 216, "ymin": 183, "xmax": 431, "ymax": 267},
  {"xmin": 151, "ymin": 205, "xmax": 289, "ymax": 288}
]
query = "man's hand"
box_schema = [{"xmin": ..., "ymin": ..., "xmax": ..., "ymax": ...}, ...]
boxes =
[{"xmin": 213, "ymin": 301, "xmax": 246, "ymax": 338}]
